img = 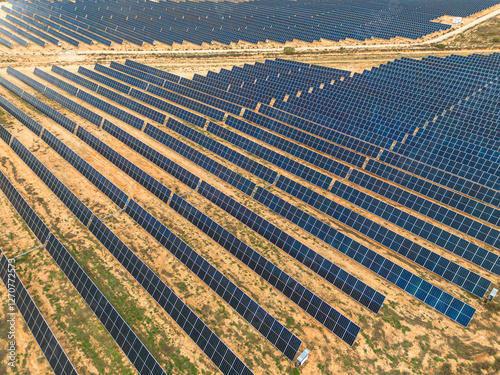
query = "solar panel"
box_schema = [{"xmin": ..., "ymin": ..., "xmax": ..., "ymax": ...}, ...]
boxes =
[
  {"xmin": 45, "ymin": 234, "xmax": 168, "ymax": 375},
  {"xmin": 251, "ymin": 185, "xmax": 477, "ymax": 327},
  {"xmin": 197, "ymin": 181, "xmax": 386, "ymax": 314},
  {"xmin": 208, "ymin": 121, "xmax": 332, "ymax": 190},
  {"xmin": 144, "ymin": 122, "xmax": 256, "ymax": 196},
  {"xmin": 170, "ymin": 193, "xmax": 358, "ymax": 348},
  {"xmin": 0, "ymin": 165, "xmax": 50, "ymax": 243},
  {"xmin": 52, "ymin": 65, "xmax": 99, "ymax": 92},
  {"xmin": 275, "ymin": 175, "xmax": 492, "ymax": 297},
  {"xmin": 74, "ymin": 126, "xmax": 170, "ymax": 204},
  {"xmin": 101, "ymin": 120, "xmax": 200, "ymax": 190},
  {"xmin": 88, "ymin": 216, "xmax": 254, "ymax": 375},
  {"xmin": 10, "ymin": 138, "xmax": 93, "ymax": 226},
  {"xmin": 42, "ymin": 130, "xmax": 129, "ymax": 209},
  {"xmin": 164, "ymin": 118, "xmax": 278, "ymax": 184},
  {"xmin": 0, "ymin": 254, "xmax": 79, "ymax": 375},
  {"xmin": 126, "ymin": 199, "xmax": 305, "ymax": 356},
  {"xmin": 350, "ymin": 169, "xmax": 500, "ymax": 249},
  {"xmin": 0, "ymin": 95, "xmax": 43, "ymax": 137},
  {"xmin": 0, "ymin": 75, "xmax": 25, "ymax": 98},
  {"xmin": 331, "ymin": 181, "xmax": 500, "ymax": 276},
  {"xmin": 32, "ymin": 69, "xmax": 80, "ymax": 98}
]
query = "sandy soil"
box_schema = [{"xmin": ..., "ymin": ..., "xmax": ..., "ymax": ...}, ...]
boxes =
[{"xmin": 0, "ymin": 51, "xmax": 498, "ymax": 375}]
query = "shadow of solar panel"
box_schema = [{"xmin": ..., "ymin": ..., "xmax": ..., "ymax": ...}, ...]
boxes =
[
  {"xmin": 144, "ymin": 122, "xmax": 256, "ymax": 196},
  {"xmin": 88, "ymin": 217, "xmax": 254, "ymax": 374},
  {"xmin": 126, "ymin": 199, "xmax": 303, "ymax": 354},
  {"xmin": 10, "ymin": 138, "xmax": 93, "ymax": 226},
  {"xmin": 197, "ymin": 181, "xmax": 385, "ymax": 314},
  {"xmin": 45, "ymin": 234, "xmax": 167, "ymax": 375},
  {"xmin": 0, "ymin": 167, "xmax": 50, "ymax": 243},
  {"xmin": 170, "ymin": 193, "xmax": 360, "ymax": 347},
  {"xmin": 276, "ymin": 175, "xmax": 492, "ymax": 298},
  {"xmin": 101, "ymin": 120, "xmax": 200, "ymax": 190},
  {"xmin": 0, "ymin": 254, "xmax": 79, "ymax": 375},
  {"xmin": 252, "ymin": 185, "xmax": 476, "ymax": 327},
  {"xmin": 165, "ymin": 118, "xmax": 278, "ymax": 184},
  {"xmin": 42, "ymin": 130, "xmax": 129, "ymax": 209}
]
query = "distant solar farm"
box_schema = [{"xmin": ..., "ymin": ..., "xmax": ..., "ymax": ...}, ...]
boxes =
[
  {"xmin": 0, "ymin": 50, "xmax": 499, "ymax": 374},
  {"xmin": 0, "ymin": 0, "xmax": 499, "ymax": 49}
]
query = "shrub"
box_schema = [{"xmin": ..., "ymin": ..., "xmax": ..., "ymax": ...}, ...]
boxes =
[
  {"xmin": 284, "ymin": 47, "xmax": 295, "ymax": 55},
  {"xmin": 435, "ymin": 44, "xmax": 447, "ymax": 49},
  {"xmin": 493, "ymin": 37, "xmax": 500, "ymax": 43}
]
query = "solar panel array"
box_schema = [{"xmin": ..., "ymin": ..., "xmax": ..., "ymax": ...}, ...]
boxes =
[
  {"xmin": 10, "ymin": 137, "xmax": 94, "ymax": 226},
  {"xmin": 169, "ymin": 192, "xmax": 359, "ymax": 347},
  {"xmin": 45, "ymin": 234, "xmax": 168, "ymax": 375},
  {"xmin": 88, "ymin": 217, "xmax": 254, "ymax": 375},
  {"xmin": 195, "ymin": 181, "xmax": 386, "ymax": 314},
  {"xmin": 0, "ymin": 53, "xmax": 497, "ymax": 364},
  {"xmin": 0, "ymin": 166, "xmax": 167, "ymax": 375},
  {"xmin": 0, "ymin": 253, "xmax": 79, "ymax": 375},
  {"xmin": 0, "ymin": 100, "xmax": 256, "ymax": 373},
  {"xmin": 1, "ymin": 0, "xmax": 498, "ymax": 47},
  {"xmin": 0, "ymin": 156, "xmax": 50, "ymax": 243},
  {"xmin": 126, "ymin": 199, "xmax": 304, "ymax": 356},
  {"xmin": 274, "ymin": 175, "xmax": 491, "ymax": 297}
]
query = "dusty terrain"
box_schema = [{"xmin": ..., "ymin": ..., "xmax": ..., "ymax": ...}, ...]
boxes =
[{"xmin": 0, "ymin": 4, "xmax": 498, "ymax": 375}]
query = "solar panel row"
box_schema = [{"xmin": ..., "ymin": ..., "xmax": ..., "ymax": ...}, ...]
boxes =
[
  {"xmin": 0, "ymin": 151, "xmax": 50, "ymax": 243},
  {"xmin": 88, "ymin": 217, "xmax": 255, "ymax": 374},
  {"xmin": 0, "ymin": 167, "xmax": 167, "ymax": 375},
  {"xmin": 169, "ymin": 193, "xmax": 359, "ymax": 347},
  {"xmin": 126, "ymin": 199, "xmax": 303, "ymax": 359},
  {"xmin": 250, "ymin": 185, "xmax": 477, "ymax": 327},
  {"xmin": 42, "ymin": 130, "xmax": 129, "ymax": 209},
  {"xmin": 164, "ymin": 117, "xmax": 278, "ymax": 184},
  {"xmin": 0, "ymin": 253, "xmax": 78, "ymax": 375},
  {"xmin": 196, "ymin": 181, "xmax": 386, "ymax": 314},
  {"xmin": 275, "ymin": 175, "xmax": 492, "ymax": 298},
  {"xmin": 0, "ymin": 94, "xmax": 43, "ymax": 136},
  {"xmin": 209, "ymin": 120, "xmax": 332, "ymax": 190},
  {"xmin": 349, "ymin": 169, "xmax": 500, "ymax": 250},
  {"xmin": 331, "ymin": 181, "xmax": 500, "ymax": 276},
  {"xmin": 74, "ymin": 126, "xmax": 171, "ymax": 205},
  {"xmin": 10, "ymin": 137, "xmax": 94, "ymax": 226},
  {"xmin": 144, "ymin": 122, "xmax": 256, "ymax": 196}
]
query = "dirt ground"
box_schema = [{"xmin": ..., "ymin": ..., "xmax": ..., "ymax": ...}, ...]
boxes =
[
  {"xmin": 0, "ymin": 45, "xmax": 498, "ymax": 375},
  {"xmin": 0, "ymin": 4, "xmax": 498, "ymax": 375}
]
